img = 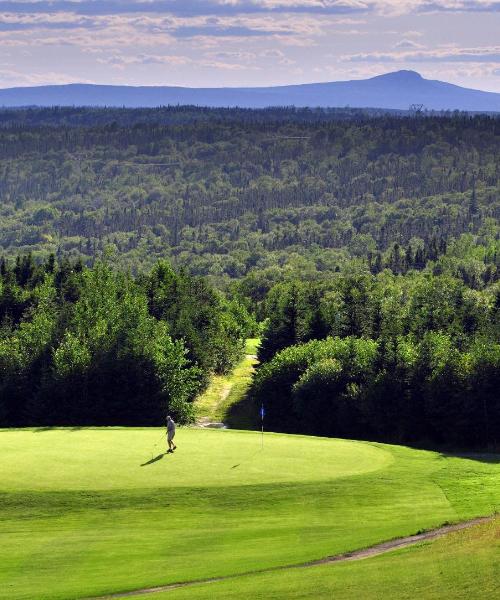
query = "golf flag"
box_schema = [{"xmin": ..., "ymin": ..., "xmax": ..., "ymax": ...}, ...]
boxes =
[{"xmin": 260, "ymin": 404, "xmax": 265, "ymax": 420}]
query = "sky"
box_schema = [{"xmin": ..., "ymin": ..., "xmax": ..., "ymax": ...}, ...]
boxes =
[{"xmin": 1, "ymin": 1, "xmax": 500, "ymax": 91}]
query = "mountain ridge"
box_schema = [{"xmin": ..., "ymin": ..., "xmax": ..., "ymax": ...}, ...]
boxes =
[{"xmin": 1, "ymin": 71, "xmax": 499, "ymax": 111}]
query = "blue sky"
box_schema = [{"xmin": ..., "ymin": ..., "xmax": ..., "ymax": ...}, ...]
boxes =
[{"xmin": 1, "ymin": 1, "xmax": 500, "ymax": 91}]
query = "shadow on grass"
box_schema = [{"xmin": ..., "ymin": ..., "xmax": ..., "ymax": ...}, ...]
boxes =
[
  {"xmin": 141, "ymin": 453, "xmax": 166, "ymax": 467},
  {"xmin": 32, "ymin": 426, "xmax": 91, "ymax": 432},
  {"xmin": 401, "ymin": 440, "xmax": 500, "ymax": 464},
  {"xmin": 440, "ymin": 451, "xmax": 500, "ymax": 464},
  {"xmin": 225, "ymin": 396, "xmax": 257, "ymax": 431}
]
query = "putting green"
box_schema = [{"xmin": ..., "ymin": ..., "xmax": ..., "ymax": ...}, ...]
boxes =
[
  {"xmin": 0, "ymin": 428, "xmax": 498, "ymax": 600},
  {"xmin": 0, "ymin": 428, "xmax": 392, "ymax": 491}
]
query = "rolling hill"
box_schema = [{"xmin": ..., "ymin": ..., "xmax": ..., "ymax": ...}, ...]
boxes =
[{"xmin": 1, "ymin": 70, "xmax": 499, "ymax": 111}]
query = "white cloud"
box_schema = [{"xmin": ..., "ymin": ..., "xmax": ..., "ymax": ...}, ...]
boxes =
[
  {"xmin": 394, "ymin": 39, "xmax": 424, "ymax": 49},
  {"xmin": 98, "ymin": 54, "xmax": 191, "ymax": 68},
  {"xmin": 374, "ymin": 1, "xmax": 500, "ymax": 15},
  {"xmin": 0, "ymin": 68, "xmax": 93, "ymax": 86},
  {"xmin": 98, "ymin": 52, "xmax": 258, "ymax": 72},
  {"xmin": 207, "ymin": 50, "xmax": 257, "ymax": 61},
  {"xmin": 345, "ymin": 46, "xmax": 500, "ymax": 63}
]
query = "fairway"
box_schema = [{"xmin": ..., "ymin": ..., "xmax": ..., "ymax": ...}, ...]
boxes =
[
  {"xmin": 0, "ymin": 428, "xmax": 498, "ymax": 600},
  {"xmin": 139, "ymin": 517, "xmax": 500, "ymax": 600}
]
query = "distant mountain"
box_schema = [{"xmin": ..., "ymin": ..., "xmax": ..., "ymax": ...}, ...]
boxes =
[{"xmin": 1, "ymin": 71, "xmax": 499, "ymax": 112}]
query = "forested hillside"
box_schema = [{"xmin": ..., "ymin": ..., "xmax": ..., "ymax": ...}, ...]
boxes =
[
  {"xmin": 0, "ymin": 108, "xmax": 498, "ymax": 291},
  {"xmin": 0, "ymin": 255, "xmax": 254, "ymax": 426},
  {"xmin": 251, "ymin": 269, "xmax": 499, "ymax": 448},
  {"xmin": 1, "ymin": 107, "xmax": 498, "ymax": 447}
]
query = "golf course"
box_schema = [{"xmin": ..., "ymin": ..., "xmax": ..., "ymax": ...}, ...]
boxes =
[{"xmin": 0, "ymin": 427, "xmax": 498, "ymax": 599}]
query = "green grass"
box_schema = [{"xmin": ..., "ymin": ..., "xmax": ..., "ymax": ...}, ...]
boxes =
[
  {"xmin": 0, "ymin": 428, "xmax": 498, "ymax": 600},
  {"xmin": 194, "ymin": 338, "xmax": 259, "ymax": 424},
  {"xmin": 244, "ymin": 338, "xmax": 260, "ymax": 355},
  {"xmin": 141, "ymin": 517, "xmax": 500, "ymax": 599},
  {"xmin": 193, "ymin": 372, "xmax": 230, "ymax": 420},
  {"xmin": 223, "ymin": 353, "xmax": 259, "ymax": 428}
]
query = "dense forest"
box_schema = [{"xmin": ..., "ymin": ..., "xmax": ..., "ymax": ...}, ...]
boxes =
[
  {"xmin": 0, "ymin": 105, "xmax": 410, "ymax": 128},
  {"xmin": 0, "ymin": 107, "xmax": 498, "ymax": 292},
  {"xmin": 0, "ymin": 255, "xmax": 254, "ymax": 426},
  {"xmin": 250, "ymin": 266, "xmax": 499, "ymax": 448},
  {"xmin": 0, "ymin": 107, "xmax": 498, "ymax": 448}
]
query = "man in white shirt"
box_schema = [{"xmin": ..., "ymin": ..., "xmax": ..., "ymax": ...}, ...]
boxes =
[{"xmin": 166, "ymin": 415, "xmax": 177, "ymax": 453}]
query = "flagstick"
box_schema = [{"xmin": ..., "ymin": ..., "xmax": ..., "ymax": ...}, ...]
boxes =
[{"xmin": 260, "ymin": 403, "xmax": 264, "ymax": 450}]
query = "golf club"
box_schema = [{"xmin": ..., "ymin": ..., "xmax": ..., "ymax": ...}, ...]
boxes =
[{"xmin": 150, "ymin": 431, "xmax": 166, "ymax": 460}]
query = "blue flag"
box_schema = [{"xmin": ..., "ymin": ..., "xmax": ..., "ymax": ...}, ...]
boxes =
[{"xmin": 260, "ymin": 404, "xmax": 265, "ymax": 420}]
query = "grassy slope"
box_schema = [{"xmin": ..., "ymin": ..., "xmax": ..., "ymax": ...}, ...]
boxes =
[
  {"xmin": 194, "ymin": 338, "xmax": 259, "ymax": 424},
  {"xmin": 0, "ymin": 428, "xmax": 498, "ymax": 600},
  {"xmin": 145, "ymin": 517, "xmax": 500, "ymax": 600}
]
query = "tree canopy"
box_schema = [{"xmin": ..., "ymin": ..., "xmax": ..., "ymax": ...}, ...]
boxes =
[
  {"xmin": 0, "ymin": 108, "xmax": 497, "ymax": 290},
  {"xmin": 0, "ymin": 255, "xmax": 253, "ymax": 426},
  {"xmin": 0, "ymin": 106, "xmax": 498, "ymax": 448}
]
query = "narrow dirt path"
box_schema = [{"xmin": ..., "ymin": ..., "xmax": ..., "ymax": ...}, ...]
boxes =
[
  {"xmin": 195, "ymin": 384, "xmax": 232, "ymax": 428},
  {"xmin": 84, "ymin": 516, "xmax": 493, "ymax": 599},
  {"xmin": 194, "ymin": 340, "xmax": 259, "ymax": 428}
]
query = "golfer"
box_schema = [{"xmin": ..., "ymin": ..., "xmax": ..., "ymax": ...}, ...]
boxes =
[{"xmin": 166, "ymin": 415, "xmax": 177, "ymax": 453}]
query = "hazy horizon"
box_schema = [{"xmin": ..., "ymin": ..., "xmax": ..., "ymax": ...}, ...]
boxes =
[
  {"xmin": 1, "ymin": 1, "xmax": 499, "ymax": 93},
  {"xmin": 0, "ymin": 70, "xmax": 497, "ymax": 95}
]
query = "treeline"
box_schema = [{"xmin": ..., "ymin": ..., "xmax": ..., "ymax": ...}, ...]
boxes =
[
  {"xmin": 0, "ymin": 254, "xmax": 253, "ymax": 426},
  {"xmin": 0, "ymin": 106, "xmax": 406, "ymax": 128},
  {"xmin": 251, "ymin": 269, "xmax": 499, "ymax": 448},
  {"xmin": 1, "ymin": 107, "xmax": 499, "ymax": 447},
  {"xmin": 234, "ymin": 233, "xmax": 500, "ymax": 310},
  {"xmin": 0, "ymin": 107, "xmax": 498, "ymax": 284}
]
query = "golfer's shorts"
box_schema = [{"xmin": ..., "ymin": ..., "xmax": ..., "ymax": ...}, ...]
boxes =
[{"xmin": 167, "ymin": 432, "xmax": 175, "ymax": 441}]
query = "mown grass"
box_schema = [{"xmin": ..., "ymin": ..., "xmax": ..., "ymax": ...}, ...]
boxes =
[
  {"xmin": 0, "ymin": 428, "xmax": 498, "ymax": 600},
  {"xmin": 193, "ymin": 372, "xmax": 229, "ymax": 420},
  {"xmin": 194, "ymin": 338, "xmax": 259, "ymax": 423},
  {"xmin": 144, "ymin": 517, "xmax": 500, "ymax": 600}
]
